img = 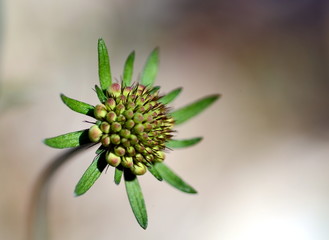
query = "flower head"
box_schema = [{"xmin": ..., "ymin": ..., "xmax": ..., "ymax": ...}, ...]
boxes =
[{"xmin": 44, "ymin": 39, "xmax": 219, "ymax": 229}]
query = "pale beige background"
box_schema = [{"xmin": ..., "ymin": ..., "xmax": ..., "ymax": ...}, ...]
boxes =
[{"xmin": 1, "ymin": 1, "xmax": 329, "ymax": 240}]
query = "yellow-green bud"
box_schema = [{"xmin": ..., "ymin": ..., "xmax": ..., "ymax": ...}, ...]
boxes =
[
  {"xmin": 101, "ymin": 135, "xmax": 110, "ymax": 147},
  {"xmin": 88, "ymin": 125, "xmax": 103, "ymax": 142},
  {"xmin": 125, "ymin": 119, "xmax": 135, "ymax": 129},
  {"xmin": 106, "ymin": 111, "xmax": 117, "ymax": 123},
  {"xmin": 108, "ymin": 83, "xmax": 121, "ymax": 97},
  {"xmin": 131, "ymin": 162, "xmax": 147, "ymax": 175},
  {"xmin": 120, "ymin": 129, "xmax": 131, "ymax": 138},
  {"xmin": 121, "ymin": 156, "xmax": 133, "ymax": 168},
  {"xmin": 106, "ymin": 152, "xmax": 121, "ymax": 167},
  {"xmin": 100, "ymin": 122, "xmax": 110, "ymax": 133},
  {"xmin": 110, "ymin": 134, "xmax": 120, "ymax": 145},
  {"xmin": 105, "ymin": 98, "xmax": 116, "ymax": 110},
  {"xmin": 133, "ymin": 123, "xmax": 144, "ymax": 133},
  {"xmin": 114, "ymin": 146, "xmax": 125, "ymax": 156},
  {"xmin": 94, "ymin": 104, "xmax": 107, "ymax": 120},
  {"xmin": 111, "ymin": 122, "xmax": 122, "ymax": 132}
]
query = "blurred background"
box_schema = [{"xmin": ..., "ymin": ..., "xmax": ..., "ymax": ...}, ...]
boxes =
[{"xmin": 1, "ymin": 0, "xmax": 329, "ymax": 239}]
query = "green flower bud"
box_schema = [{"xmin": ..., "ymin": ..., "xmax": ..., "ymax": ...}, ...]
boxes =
[
  {"xmin": 135, "ymin": 153, "xmax": 144, "ymax": 162},
  {"xmin": 111, "ymin": 122, "xmax": 122, "ymax": 132},
  {"xmin": 106, "ymin": 111, "xmax": 117, "ymax": 123},
  {"xmin": 101, "ymin": 135, "xmax": 110, "ymax": 147},
  {"xmin": 131, "ymin": 162, "xmax": 147, "ymax": 175},
  {"xmin": 121, "ymin": 138, "xmax": 130, "ymax": 148},
  {"xmin": 126, "ymin": 101, "xmax": 136, "ymax": 109},
  {"xmin": 133, "ymin": 123, "xmax": 144, "ymax": 133},
  {"xmin": 123, "ymin": 109, "xmax": 134, "ymax": 119},
  {"xmin": 105, "ymin": 98, "xmax": 116, "ymax": 110},
  {"xmin": 94, "ymin": 104, "xmax": 107, "ymax": 120},
  {"xmin": 126, "ymin": 146, "xmax": 136, "ymax": 156},
  {"xmin": 121, "ymin": 156, "xmax": 133, "ymax": 168},
  {"xmin": 135, "ymin": 144, "xmax": 145, "ymax": 153},
  {"xmin": 108, "ymin": 83, "xmax": 121, "ymax": 97},
  {"xmin": 106, "ymin": 151, "xmax": 121, "ymax": 167},
  {"xmin": 143, "ymin": 122, "xmax": 153, "ymax": 132},
  {"xmin": 88, "ymin": 125, "xmax": 103, "ymax": 142},
  {"xmin": 114, "ymin": 146, "xmax": 125, "ymax": 156},
  {"xmin": 129, "ymin": 134, "xmax": 138, "ymax": 145},
  {"xmin": 116, "ymin": 103, "xmax": 125, "ymax": 115},
  {"xmin": 124, "ymin": 119, "xmax": 135, "ymax": 129},
  {"xmin": 110, "ymin": 134, "xmax": 120, "ymax": 145},
  {"xmin": 155, "ymin": 151, "xmax": 165, "ymax": 162},
  {"xmin": 120, "ymin": 129, "xmax": 131, "ymax": 138},
  {"xmin": 100, "ymin": 122, "xmax": 110, "ymax": 133},
  {"xmin": 123, "ymin": 87, "xmax": 132, "ymax": 96},
  {"xmin": 133, "ymin": 112, "xmax": 144, "ymax": 123},
  {"xmin": 117, "ymin": 115, "xmax": 126, "ymax": 123}
]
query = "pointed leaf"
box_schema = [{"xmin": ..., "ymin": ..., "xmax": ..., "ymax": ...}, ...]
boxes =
[
  {"xmin": 148, "ymin": 165, "xmax": 163, "ymax": 181},
  {"xmin": 170, "ymin": 94, "xmax": 220, "ymax": 125},
  {"xmin": 166, "ymin": 137, "xmax": 202, "ymax": 149},
  {"xmin": 140, "ymin": 48, "xmax": 159, "ymax": 87},
  {"xmin": 98, "ymin": 38, "xmax": 112, "ymax": 90},
  {"xmin": 154, "ymin": 162, "xmax": 197, "ymax": 194},
  {"xmin": 44, "ymin": 129, "xmax": 90, "ymax": 149},
  {"xmin": 159, "ymin": 88, "xmax": 182, "ymax": 105},
  {"xmin": 124, "ymin": 170, "xmax": 148, "ymax": 229},
  {"xmin": 95, "ymin": 85, "xmax": 107, "ymax": 103},
  {"xmin": 149, "ymin": 86, "xmax": 160, "ymax": 94},
  {"xmin": 74, "ymin": 151, "xmax": 107, "ymax": 196},
  {"xmin": 114, "ymin": 167, "xmax": 123, "ymax": 185},
  {"xmin": 60, "ymin": 94, "xmax": 94, "ymax": 117},
  {"xmin": 123, "ymin": 51, "xmax": 135, "ymax": 87}
]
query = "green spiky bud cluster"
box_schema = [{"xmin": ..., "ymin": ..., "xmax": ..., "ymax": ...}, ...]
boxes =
[
  {"xmin": 88, "ymin": 83, "xmax": 173, "ymax": 175},
  {"xmin": 44, "ymin": 38, "xmax": 219, "ymax": 230}
]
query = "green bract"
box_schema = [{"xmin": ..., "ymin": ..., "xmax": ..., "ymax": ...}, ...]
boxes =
[{"xmin": 44, "ymin": 38, "xmax": 220, "ymax": 229}]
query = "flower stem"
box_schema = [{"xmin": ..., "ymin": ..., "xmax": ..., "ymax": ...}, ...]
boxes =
[{"xmin": 27, "ymin": 144, "xmax": 93, "ymax": 240}]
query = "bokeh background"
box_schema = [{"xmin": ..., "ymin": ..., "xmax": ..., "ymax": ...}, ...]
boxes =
[{"xmin": 1, "ymin": 0, "xmax": 329, "ymax": 239}]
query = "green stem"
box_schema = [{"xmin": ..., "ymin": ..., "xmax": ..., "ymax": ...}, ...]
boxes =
[{"xmin": 27, "ymin": 144, "xmax": 93, "ymax": 240}]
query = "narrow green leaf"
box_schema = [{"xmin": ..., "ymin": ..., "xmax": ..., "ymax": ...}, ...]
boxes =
[
  {"xmin": 44, "ymin": 129, "xmax": 90, "ymax": 149},
  {"xmin": 154, "ymin": 163, "xmax": 197, "ymax": 194},
  {"xmin": 74, "ymin": 151, "xmax": 107, "ymax": 196},
  {"xmin": 123, "ymin": 51, "xmax": 135, "ymax": 87},
  {"xmin": 114, "ymin": 167, "xmax": 123, "ymax": 185},
  {"xmin": 159, "ymin": 88, "xmax": 182, "ymax": 105},
  {"xmin": 149, "ymin": 86, "xmax": 160, "ymax": 94},
  {"xmin": 95, "ymin": 85, "xmax": 107, "ymax": 103},
  {"xmin": 170, "ymin": 94, "xmax": 220, "ymax": 125},
  {"xmin": 124, "ymin": 170, "xmax": 148, "ymax": 229},
  {"xmin": 60, "ymin": 94, "xmax": 94, "ymax": 117},
  {"xmin": 98, "ymin": 38, "xmax": 112, "ymax": 90},
  {"xmin": 140, "ymin": 48, "xmax": 159, "ymax": 87},
  {"xmin": 148, "ymin": 165, "xmax": 163, "ymax": 181},
  {"xmin": 166, "ymin": 137, "xmax": 202, "ymax": 149}
]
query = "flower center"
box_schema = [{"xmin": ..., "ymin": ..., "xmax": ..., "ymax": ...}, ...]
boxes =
[{"xmin": 88, "ymin": 83, "xmax": 174, "ymax": 175}]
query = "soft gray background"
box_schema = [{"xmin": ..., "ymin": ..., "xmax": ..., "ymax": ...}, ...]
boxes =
[{"xmin": 1, "ymin": 1, "xmax": 329, "ymax": 239}]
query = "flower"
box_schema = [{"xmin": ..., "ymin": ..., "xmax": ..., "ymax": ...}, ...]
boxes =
[{"xmin": 44, "ymin": 39, "xmax": 219, "ymax": 229}]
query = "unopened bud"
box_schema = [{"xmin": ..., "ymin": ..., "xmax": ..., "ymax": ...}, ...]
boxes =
[
  {"xmin": 131, "ymin": 162, "xmax": 147, "ymax": 175},
  {"xmin": 111, "ymin": 122, "xmax": 122, "ymax": 132},
  {"xmin": 100, "ymin": 122, "xmax": 110, "ymax": 133},
  {"xmin": 94, "ymin": 104, "xmax": 107, "ymax": 120},
  {"xmin": 101, "ymin": 135, "xmax": 110, "ymax": 147},
  {"xmin": 108, "ymin": 83, "xmax": 121, "ymax": 97},
  {"xmin": 106, "ymin": 111, "xmax": 117, "ymax": 123},
  {"xmin": 88, "ymin": 125, "xmax": 103, "ymax": 142},
  {"xmin": 121, "ymin": 156, "xmax": 133, "ymax": 168},
  {"xmin": 114, "ymin": 146, "xmax": 125, "ymax": 156},
  {"xmin": 106, "ymin": 152, "xmax": 121, "ymax": 167},
  {"xmin": 105, "ymin": 98, "xmax": 116, "ymax": 110},
  {"xmin": 110, "ymin": 134, "xmax": 120, "ymax": 145}
]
